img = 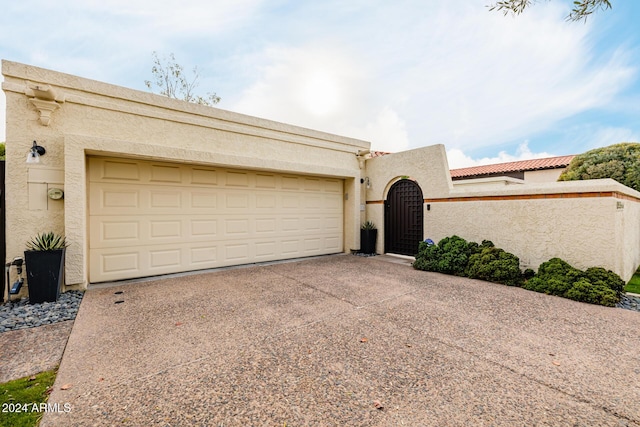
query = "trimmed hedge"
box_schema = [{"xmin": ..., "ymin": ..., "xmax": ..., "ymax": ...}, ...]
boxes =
[
  {"xmin": 466, "ymin": 241, "xmax": 523, "ymax": 287},
  {"xmin": 414, "ymin": 236, "xmax": 522, "ymax": 286},
  {"xmin": 414, "ymin": 236, "xmax": 624, "ymax": 307},
  {"xmin": 523, "ymin": 258, "xmax": 622, "ymax": 307},
  {"xmin": 414, "ymin": 235, "xmax": 478, "ymax": 276}
]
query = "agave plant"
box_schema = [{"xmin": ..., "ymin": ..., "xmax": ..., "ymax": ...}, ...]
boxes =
[
  {"xmin": 26, "ymin": 232, "xmax": 69, "ymax": 251},
  {"xmin": 361, "ymin": 221, "xmax": 377, "ymax": 231}
]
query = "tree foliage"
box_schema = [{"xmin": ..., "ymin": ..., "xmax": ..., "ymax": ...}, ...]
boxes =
[
  {"xmin": 488, "ymin": 0, "xmax": 612, "ymax": 21},
  {"xmin": 145, "ymin": 52, "xmax": 220, "ymax": 106},
  {"xmin": 0, "ymin": 142, "xmax": 5, "ymax": 160},
  {"xmin": 558, "ymin": 143, "xmax": 640, "ymax": 192}
]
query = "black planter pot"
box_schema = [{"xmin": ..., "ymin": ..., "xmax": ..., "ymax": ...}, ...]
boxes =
[
  {"xmin": 24, "ymin": 249, "xmax": 65, "ymax": 304},
  {"xmin": 360, "ymin": 229, "xmax": 378, "ymax": 254}
]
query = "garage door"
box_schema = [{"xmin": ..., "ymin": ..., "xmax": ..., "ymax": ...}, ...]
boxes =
[{"xmin": 88, "ymin": 157, "xmax": 344, "ymax": 282}]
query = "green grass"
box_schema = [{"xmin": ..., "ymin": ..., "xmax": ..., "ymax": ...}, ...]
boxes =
[
  {"xmin": 624, "ymin": 267, "xmax": 640, "ymax": 294},
  {"xmin": 0, "ymin": 370, "xmax": 57, "ymax": 427}
]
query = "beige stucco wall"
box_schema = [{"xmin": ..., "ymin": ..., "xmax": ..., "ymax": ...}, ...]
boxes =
[
  {"xmin": 617, "ymin": 195, "xmax": 640, "ymax": 282},
  {"xmin": 365, "ymin": 146, "xmax": 640, "ymax": 282},
  {"xmin": 2, "ymin": 60, "xmax": 370, "ymax": 288},
  {"xmin": 523, "ymin": 167, "xmax": 566, "ymax": 183},
  {"xmin": 363, "ymin": 145, "xmax": 452, "ymax": 254},
  {"xmin": 452, "ymin": 176, "xmax": 525, "ymax": 189},
  {"xmin": 429, "ymin": 180, "xmax": 640, "ymax": 281}
]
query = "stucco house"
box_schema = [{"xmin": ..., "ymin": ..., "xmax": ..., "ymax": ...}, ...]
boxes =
[
  {"xmin": 450, "ymin": 155, "xmax": 575, "ymax": 188},
  {"xmin": 2, "ymin": 60, "xmax": 639, "ymax": 295}
]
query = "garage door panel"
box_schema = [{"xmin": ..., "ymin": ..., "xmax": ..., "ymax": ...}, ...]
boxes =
[
  {"xmin": 89, "ymin": 157, "xmax": 343, "ymax": 283},
  {"xmin": 97, "ymin": 252, "xmax": 139, "ymax": 276},
  {"xmin": 149, "ymin": 190, "xmax": 182, "ymax": 208},
  {"xmin": 149, "ymin": 220, "xmax": 182, "ymax": 239},
  {"xmin": 191, "ymin": 246, "xmax": 217, "ymax": 264},
  {"xmin": 190, "ymin": 219, "xmax": 217, "ymax": 237},
  {"xmin": 256, "ymin": 173, "xmax": 276, "ymax": 188},
  {"xmin": 96, "ymin": 159, "xmax": 141, "ymax": 181},
  {"xmin": 150, "ymin": 164, "xmax": 182, "ymax": 183},
  {"xmin": 225, "ymin": 170, "xmax": 250, "ymax": 187},
  {"xmin": 149, "ymin": 248, "xmax": 182, "ymax": 269},
  {"xmin": 325, "ymin": 236, "xmax": 342, "ymax": 251},
  {"xmin": 190, "ymin": 168, "xmax": 219, "ymax": 185}
]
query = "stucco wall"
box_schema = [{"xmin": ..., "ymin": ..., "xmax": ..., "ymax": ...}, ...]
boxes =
[
  {"xmin": 523, "ymin": 168, "xmax": 565, "ymax": 183},
  {"xmin": 365, "ymin": 146, "xmax": 640, "ymax": 282},
  {"xmin": 2, "ymin": 60, "xmax": 370, "ymax": 288},
  {"xmin": 363, "ymin": 145, "xmax": 452, "ymax": 254},
  {"xmin": 452, "ymin": 176, "xmax": 525, "ymax": 189},
  {"xmin": 617, "ymin": 196, "xmax": 640, "ymax": 281},
  {"xmin": 428, "ymin": 181, "xmax": 640, "ymax": 281}
]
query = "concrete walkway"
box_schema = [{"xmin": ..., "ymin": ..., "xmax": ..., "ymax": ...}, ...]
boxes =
[
  {"xmin": 42, "ymin": 255, "xmax": 640, "ymax": 426},
  {"xmin": 0, "ymin": 320, "xmax": 73, "ymax": 383}
]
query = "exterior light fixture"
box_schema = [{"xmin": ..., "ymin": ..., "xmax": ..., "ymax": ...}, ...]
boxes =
[{"xmin": 26, "ymin": 140, "xmax": 46, "ymax": 164}]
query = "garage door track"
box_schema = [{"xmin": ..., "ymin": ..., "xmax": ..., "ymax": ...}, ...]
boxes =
[{"xmin": 42, "ymin": 255, "xmax": 640, "ymax": 426}]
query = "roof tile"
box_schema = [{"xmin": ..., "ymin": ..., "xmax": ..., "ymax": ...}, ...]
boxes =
[{"xmin": 450, "ymin": 155, "xmax": 575, "ymax": 178}]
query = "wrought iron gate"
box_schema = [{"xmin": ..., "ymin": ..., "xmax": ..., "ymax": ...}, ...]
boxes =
[{"xmin": 385, "ymin": 179, "xmax": 424, "ymax": 256}]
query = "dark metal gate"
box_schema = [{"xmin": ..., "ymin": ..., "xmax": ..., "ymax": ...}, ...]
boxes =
[{"xmin": 385, "ymin": 179, "xmax": 424, "ymax": 256}]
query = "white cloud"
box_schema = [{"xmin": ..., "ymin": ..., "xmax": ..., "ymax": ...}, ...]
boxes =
[
  {"xmin": 386, "ymin": 3, "xmax": 636, "ymax": 152},
  {"xmin": 227, "ymin": 1, "xmax": 635, "ymax": 155},
  {"xmin": 447, "ymin": 141, "xmax": 556, "ymax": 169},
  {"xmin": 360, "ymin": 107, "xmax": 410, "ymax": 152},
  {"xmin": 231, "ymin": 44, "xmax": 374, "ymax": 131},
  {"xmin": 0, "ymin": 0, "xmax": 636, "ymax": 154}
]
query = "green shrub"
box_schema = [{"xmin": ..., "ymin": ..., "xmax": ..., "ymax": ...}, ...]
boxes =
[
  {"xmin": 413, "ymin": 240, "xmax": 442, "ymax": 272},
  {"xmin": 523, "ymin": 268, "xmax": 536, "ymax": 280},
  {"xmin": 524, "ymin": 258, "xmax": 623, "ymax": 307},
  {"xmin": 565, "ymin": 279, "xmax": 619, "ymax": 307},
  {"xmin": 414, "ymin": 237, "xmax": 624, "ymax": 308},
  {"xmin": 535, "ymin": 257, "xmax": 583, "ymax": 283},
  {"xmin": 584, "ymin": 267, "xmax": 625, "ymax": 293},
  {"xmin": 413, "ymin": 235, "xmax": 478, "ymax": 276},
  {"xmin": 466, "ymin": 244, "xmax": 523, "ymax": 286}
]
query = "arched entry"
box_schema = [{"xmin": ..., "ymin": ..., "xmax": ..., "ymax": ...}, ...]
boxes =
[{"xmin": 385, "ymin": 179, "xmax": 424, "ymax": 256}]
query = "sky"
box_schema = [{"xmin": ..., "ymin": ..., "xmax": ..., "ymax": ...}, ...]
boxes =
[{"xmin": 1, "ymin": 0, "xmax": 639, "ymax": 168}]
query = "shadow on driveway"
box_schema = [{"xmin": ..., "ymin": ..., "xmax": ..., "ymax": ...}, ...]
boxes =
[{"xmin": 42, "ymin": 255, "xmax": 640, "ymax": 426}]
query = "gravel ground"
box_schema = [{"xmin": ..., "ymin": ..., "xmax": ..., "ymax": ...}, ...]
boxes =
[
  {"xmin": 618, "ymin": 293, "xmax": 640, "ymax": 311},
  {"xmin": 0, "ymin": 291, "xmax": 84, "ymax": 333}
]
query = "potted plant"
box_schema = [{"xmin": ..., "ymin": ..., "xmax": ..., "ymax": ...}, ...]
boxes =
[
  {"xmin": 360, "ymin": 221, "xmax": 378, "ymax": 255},
  {"xmin": 24, "ymin": 232, "xmax": 68, "ymax": 304}
]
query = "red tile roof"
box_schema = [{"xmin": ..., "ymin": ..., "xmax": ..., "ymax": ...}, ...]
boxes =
[{"xmin": 450, "ymin": 155, "xmax": 575, "ymax": 179}]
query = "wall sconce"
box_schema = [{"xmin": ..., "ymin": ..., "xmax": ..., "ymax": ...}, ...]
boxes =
[
  {"xmin": 26, "ymin": 141, "xmax": 46, "ymax": 164},
  {"xmin": 360, "ymin": 177, "xmax": 371, "ymax": 189}
]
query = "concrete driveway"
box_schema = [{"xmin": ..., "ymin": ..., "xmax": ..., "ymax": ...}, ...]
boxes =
[{"xmin": 42, "ymin": 255, "xmax": 640, "ymax": 426}]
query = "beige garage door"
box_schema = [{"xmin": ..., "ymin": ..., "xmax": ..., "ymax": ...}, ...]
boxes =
[{"xmin": 88, "ymin": 157, "xmax": 344, "ymax": 282}]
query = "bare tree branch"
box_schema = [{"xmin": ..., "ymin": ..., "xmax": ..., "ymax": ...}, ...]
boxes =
[{"xmin": 145, "ymin": 52, "xmax": 221, "ymax": 106}]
